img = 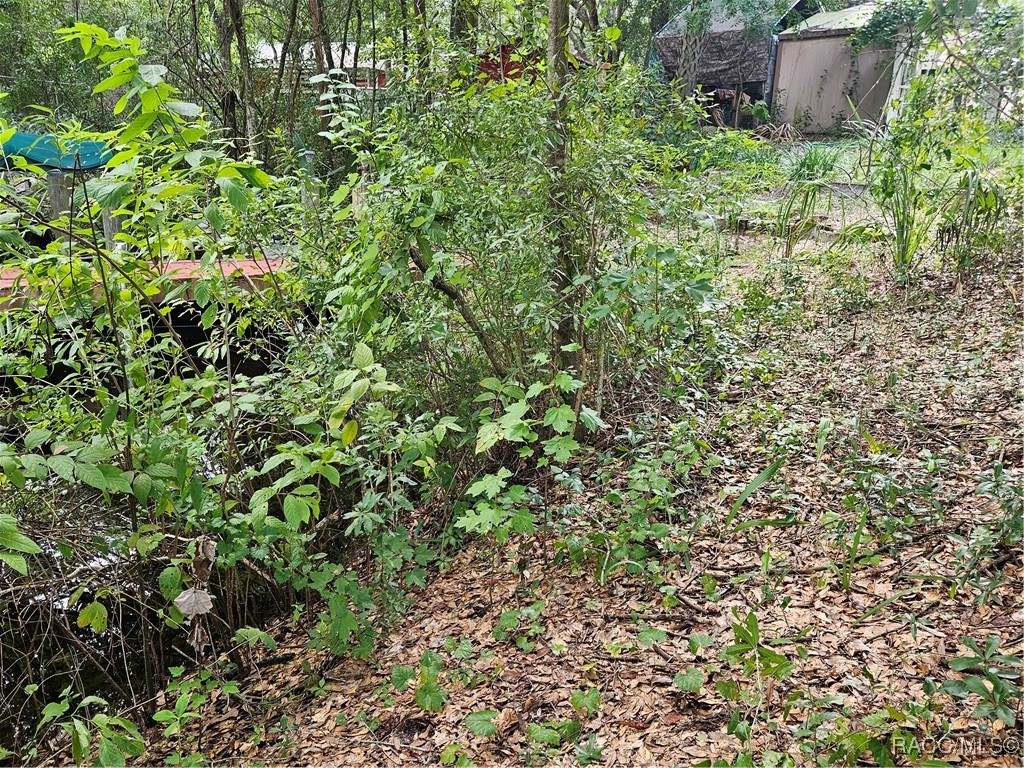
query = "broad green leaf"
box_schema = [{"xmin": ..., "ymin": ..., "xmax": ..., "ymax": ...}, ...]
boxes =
[
  {"xmin": 391, "ymin": 665, "xmax": 416, "ymax": 692},
  {"xmin": 688, "ymin": 632, "xmax": 715, "ymax": 653},
  {"xmin": 137, "ymin": 63, "xmax": 167, "ymax": 84},
  {"xmin": 78, "ymin": 601, "xmax": 108, "ymax": 633},
  {"xmin": 475, "ymin": 421, "xmax": 503, "ymax": 454},
  {"xmin": 165, "ymin": 101, "xmax": 201, "ymax": 117},
  {"xmin": 464, "ymin": 709, "xmax": 498, "ymax": 737},
  {"xmin": 570, "ymin": 688, "xmax": 600, "ymax": 716},
  {"xmin": 674, "ymin": 668, "xmax": 705, "ymax": 693},
  {"xmin": 92, "ymin": 70, "xmax": 133, "ymax": 95},
  {"xmin": 543, "ymin": 404, "xmax": 575, "ymax": 434},
  {"xmin": 157, "ymin": 566, "xmax": 182, "ymax": 601},
  {"xmin": 527, "ymin": 723, "xmax": 562, "ymax": 746},
  {"xmin": 233, "ymin": 626, "xmax": 278, "ymax": 651},
  {"xmin": 637, "ymin": 627, "xmax": 667, "ymax": 647},
  {"xmin": 75, "ymin": 462, "xmax": 107, "ymax": 490},
  {"xmin": 414, "ymin": 681, "xmax": 448, "ymax": 712},
  {"xmin": 0, "ymin": 526, "xmax": 42, "ymax": 555},
  {"xmin": 23, "ymin": 428, "xmax": 51, "ymax": 450},
  {"xmin": 0, "ymin": 552, "xmax": 28, "ymax": 574},
  {"xmin": 47, "ymin": 455, "xmax": 75, "ymax": 481},
  {"xmin": 454, "ymin": 502, "xmax": 504, "ymax": 534},
  {"xmin": 96, "ymin": 735, "xmax": 126, "ymax": 767},
  {"xmin": 216, "ymin": 176, "xmax": 249, "ymax": 211},
  {"xmin": 352, "ymin": 343, "xmax": 374, "ymax": 369},
  {"xmin": 132, "ymin": 472, "xmax": 153, "ymax": 504},
  {"xmin": 340, "ymin": 420, "xmax": 359, "ymax": 446},
  {"xmin": 466, "ymin": 468, "xmax": 512, "ymax": 499},
  {"xmin": 283, "ymin": 494, "xmax": 311, "ymax": 528},
  {"xmin": 120, "ymin": 111, "xmax": 158, "ymax": 141}
]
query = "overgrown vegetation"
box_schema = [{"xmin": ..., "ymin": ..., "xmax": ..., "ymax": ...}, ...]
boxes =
[{"xmin": 0, "ymin": 0, "xmax": 1021, "ymax": 764}]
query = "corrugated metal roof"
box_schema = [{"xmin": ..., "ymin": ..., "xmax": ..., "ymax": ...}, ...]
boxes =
[{"xmin": 779, "ymin": 3, "xmax": 875, "ymax": 38}]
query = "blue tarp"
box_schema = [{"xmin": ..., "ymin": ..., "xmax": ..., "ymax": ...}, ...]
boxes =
[{"xmin": 1, "ymin": 131, "xmax": 112, "ymax": 171}]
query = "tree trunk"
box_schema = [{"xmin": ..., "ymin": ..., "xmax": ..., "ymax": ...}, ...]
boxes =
[
  {"xmin": 450, "ymin": 0, "xmax": 478, "ymax": 49},
  {"xmin": 226, "ymin": 0, "xmax": 256, "ymax": 151},
  {"xmin": 213, "ymin": 0, "xmax": 240, "ymax": 154},
  {"xmin": 412, "ymin": 0, "xmax": 428, "ymax": 75}
]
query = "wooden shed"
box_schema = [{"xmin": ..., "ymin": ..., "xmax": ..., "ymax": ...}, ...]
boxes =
[
  {"xmin": 653, "ymin": 0, "xmax": 806, "ymax": 104},
  {"xmin": 774, "ymin": 4, "xmax": 894, "ymax": 132}
]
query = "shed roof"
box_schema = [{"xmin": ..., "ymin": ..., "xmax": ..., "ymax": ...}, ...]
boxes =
[{"xmin": 778, "ymin": 3, "xmax": 875, "ymax": 39}]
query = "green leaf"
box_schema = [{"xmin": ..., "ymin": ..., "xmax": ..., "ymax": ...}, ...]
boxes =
[
  {"xmin": 688, "ymin": 633, "xmax": 715, "ymax": 653},
  {"xmin": 455, "ymin": 502, "xmax": 505, "ymax": 534},
  {"xmin": 570, "ymin": 687, "xmax": 600, "ymax": 716},
  {"xmin": 92, "ymin": 70, "xmax": 134, "ymax": 95},
  {"xmin": 78, "ymin": 601, "xmax": 108, "ymax": 633},
  {"xmin": 391, "ymin": 665, "xmax": 416, "ymax": 692},
  {"xmin": 466, "ymin": 468, "xmax": 512, "ymax": 499},
  {"xmin": 637, "ymin": 627, "xmax": 668, "ymax": 647},
  {"xmin": 352, "ymin": 343, "xmax": 374, "ymax": 370},
  {"xmin": 137, "ymin": 63, "xmax": 167, "ymax": 84},
  {"xmin": 464, "ymin": 709, "xmax": 498, "ymax": 738},
  {"xmin": 158, "ymin": 566, "xmax": 183, "ymax": 601},
  {"xmin": 47, "ymin": 455, "xmax": 76, "ymax": 481},
  {"xmin": 0, "ymin": 525, "xmax": 42, "ymax": 555},
  {"xmin": 19, "ymin": 454, "xmax": 47, "ymax": 479},
  {"xmin": 552, "ymin": 719, "xmax": 582, "ymax": 742},
  {"xmin": 235, "ymin": 165, "xmax": 273, "ymax": 188},
  {"xmin": 165, "ymin": 101, "xmax": 201, "ymax": 117},
  {"xmin": 726, "ymin": 456, "xmax": 786, "ymax": 528},
  {"xmin": 68, "ymin": 719, "xmax": 89, "ymax": 764},
  {"xmin": 527, "ymin": 723, "xmax": 562, "ymax": 746},
  {"xmin": 439, "ymin": 743, "xmax": 461, "ymax": 766},
  {"xmin": 23, "ymin": 428, "xmax": 51, "ymax": 450},
  {"xmin": 475, "ymin": 421, "xmax": 503, "ymax": 454},
  {"xmin": 120, "ymin": 110, "xmax": 158, "ymax": 141},
  {"xmin": 132, "ymin": 472, "xmax": 153, "ymax": 504},
  {"xmin": 96, "ymin": 735, "xmax": 126, "ymax": 767},
  {"xmin": 938, "ymin": 679, "xmax": 968, "ymax": 698},
  {"xmin": 414, "ymin": 681, "xmax": 448, "ymax": 712},
  {"xmin": 948, "ymin": 657, "xmax": 983, "ymax": 671},
  {"xmin": 283, "ymin": 494, "xmax": 311, "ymax": 529},
  {"xmin": 233, "ymin": 626, "xmax": 278, "ymax": 651},
  {"xmin": 75, "ymin": 462, "xmax": 107, "ymax": 490},
  {"xmin": 543, "ymin": 404, "xmax": 575, "ymax": 434},
  {"xmin": 340, "ymin": 420, "xmax": 359, "ymax": 446},
  {"xmin": 91, "ymin": 180, "xmax": 135, "ymax": 209},
  {"xmin": 542, "ymin": 435, "xmax": 579, "ymax": 463},
  {"xmin": 216, "ymin": 176, "xmax": 249, "ymax": 211},
  {"xmin": 40, "ymin": 699, "xmax": 70, "ymax": 724},
  {"xmin": 673, "ymin": 668, "xmax": 705, "ymax": 693},
  {"xmin": 0, "ymin": 552, "xmax": 28, "ymax": 574}
]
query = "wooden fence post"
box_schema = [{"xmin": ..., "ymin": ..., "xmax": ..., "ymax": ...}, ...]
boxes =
[
  {"xmin": 46, "ymin": 169, "xmax": 73, "ymax": 216},
  {"xmin": 102, "ymin": 209, "xmax": 126, "ymax": 251}
]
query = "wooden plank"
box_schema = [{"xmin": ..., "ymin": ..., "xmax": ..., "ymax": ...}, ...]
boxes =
[{"xmin": 0, "ymin": 257, "xmax": 288, "ymax": 308}]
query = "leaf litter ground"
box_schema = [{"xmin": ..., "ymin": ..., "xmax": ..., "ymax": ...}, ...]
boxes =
[{"xmin": 143, "ymin": 248, "xmax": 1022, "ymax": 767}]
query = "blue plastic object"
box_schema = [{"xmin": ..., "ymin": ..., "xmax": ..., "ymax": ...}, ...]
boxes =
[{"xmin": 1, "ymin": 131, "xmax": 112, "ymax": 171}]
